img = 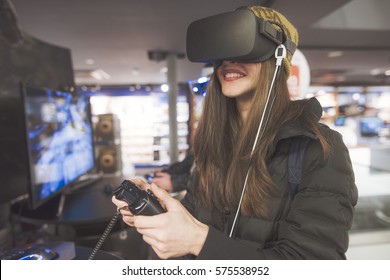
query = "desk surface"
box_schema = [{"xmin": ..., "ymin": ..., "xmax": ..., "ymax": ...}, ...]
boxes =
[
  {"xmin": 74, "ymin": 245, "xmax": 122, "ymax": 260},
  {"xmin": 1, "ymin": 241, "xmax": 122, "ymax": 260}
]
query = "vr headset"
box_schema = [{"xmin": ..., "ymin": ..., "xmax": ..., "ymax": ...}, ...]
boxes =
[{"xmin": 186, "ymin": 9, "xmax": 296, "ymax": 64}]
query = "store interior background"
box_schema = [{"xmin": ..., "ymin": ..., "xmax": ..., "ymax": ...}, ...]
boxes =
[{"xmin": 1, "ymin": 0, "xmax": 390, "ymax": 259}]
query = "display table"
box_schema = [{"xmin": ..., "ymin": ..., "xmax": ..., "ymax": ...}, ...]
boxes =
[
  {"xmin": 11, "ymin": 175, "xmax": 124, "ymax": 225},
  {"xmin": 10, "ymin": 176, "xmax": 149, "ymax": 260},
  {"xmin": 370, "ymin": 145, "xmax": 390, "ymax": 172},
  {"xmin": 1, "ymin": 241, "xmax": 122, "ymax": 260}
]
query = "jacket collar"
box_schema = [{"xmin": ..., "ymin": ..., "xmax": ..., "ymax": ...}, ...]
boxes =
[
  {"xmin": 267, "ymin": 97, "xmax": 322, "ymax": 156},
  {"xmin": 277, "ymin": 97, "xmax": 322, "ymax": 140}
]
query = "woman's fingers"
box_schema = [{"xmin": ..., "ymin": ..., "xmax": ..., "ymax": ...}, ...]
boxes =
[{"xmin": 131, "ymin": 178, "xmax": 151, "ymax": 191}]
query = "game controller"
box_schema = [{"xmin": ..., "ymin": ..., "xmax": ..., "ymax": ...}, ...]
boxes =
[{"xmin": 112, "ymin": 180, "xmax": 166, "ymax": 216}]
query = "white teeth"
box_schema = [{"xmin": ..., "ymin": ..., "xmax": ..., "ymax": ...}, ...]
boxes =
[{"xmin": 225, "ymin": 72, "xmax": 244, "ymax": 78}]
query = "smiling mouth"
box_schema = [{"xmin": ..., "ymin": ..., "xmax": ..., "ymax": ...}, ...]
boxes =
[{"xmin": 224, "ymin": 72, "xmax": 245, "ymax": 81}]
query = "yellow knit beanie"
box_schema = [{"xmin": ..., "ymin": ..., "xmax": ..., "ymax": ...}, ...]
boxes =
[{"xmin": 248, "ymin": 6, "xmax": 298, "ymax": 75}]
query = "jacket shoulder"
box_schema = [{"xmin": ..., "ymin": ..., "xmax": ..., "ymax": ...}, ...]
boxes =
[{"xmin": 302, "ymin": 125, "xmax": 357, "ymax": 202}]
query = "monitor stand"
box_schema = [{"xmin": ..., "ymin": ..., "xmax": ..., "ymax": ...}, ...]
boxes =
[
  {"xmin": 56, "ymin": 193, "xmax": 66, "ymax": 218},
  {"xmin": 55, "ymin": 175, "xmax": 103, "ymax": 218}
]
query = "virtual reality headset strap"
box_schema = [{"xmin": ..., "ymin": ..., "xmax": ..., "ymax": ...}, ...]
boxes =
[
  {"xmin": 260, "ymin": 19, "xmax": 296, "ymax": 56},
  {"xmin": 234, "ymin": 5, "xmax": 296, "ymax": 56}
]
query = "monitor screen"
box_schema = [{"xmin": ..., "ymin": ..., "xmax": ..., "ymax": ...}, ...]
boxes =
[
  {"xmin": 359, "ymin": 117, "xmax": 384, "ymax": 137},
  {"xmin": 21, "ymin": 84, "xmax": 95, "ymax": 209},
  {"xmin": 334, "ymin": 116, "xmax": 347, "ymax": 126}
]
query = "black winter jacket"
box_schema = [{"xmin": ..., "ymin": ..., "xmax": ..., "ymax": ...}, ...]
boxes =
[{"xmin": 183, "ymin": 98, "xmax": 358, "ymax": 259}]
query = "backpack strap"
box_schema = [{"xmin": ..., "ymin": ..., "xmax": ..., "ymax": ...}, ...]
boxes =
[
  {"xmin": 288, "ymin": 137, "xmax": 311, "ymax": 198},
  {"xmin": 287, "ymin": 123, "xmax": 328, "ymax": 198}
]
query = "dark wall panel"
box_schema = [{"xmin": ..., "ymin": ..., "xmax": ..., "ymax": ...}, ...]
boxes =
[{"xmin": 0, "ymin": 0, "xmax": 75, "ymax": 204}]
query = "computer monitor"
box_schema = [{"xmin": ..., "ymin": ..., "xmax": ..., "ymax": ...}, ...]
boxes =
[
  {"xmin": 21, "ymin": 84, "xmax": 95, "ymax": 210},
  {"xmin": 334, "ymin": 116, "xmax": 347, "ymax": 126},
  {"xmin": 359, "ymin": 117, "xmax": 384, "ymax": 137}
]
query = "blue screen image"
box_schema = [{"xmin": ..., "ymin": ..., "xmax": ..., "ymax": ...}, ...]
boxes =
[{"xmin": 23, "ymin": 86, "xmax": 95, "ymax": 208}]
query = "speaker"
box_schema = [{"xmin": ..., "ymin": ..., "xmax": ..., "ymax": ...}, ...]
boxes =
[
  {"xmin": 93, "ymin": 114, "xmax": 122, "ymax": 174},
  {"xmin": 96, "ymin": 145, "xmax": 122, "ymax": 174},
  {"xmin": 94, "ymin": 114, "xmax": 120, "ymax": 144}
]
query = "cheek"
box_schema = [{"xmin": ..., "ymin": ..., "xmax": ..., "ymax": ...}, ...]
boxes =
[
  {"xmin": 248, "ymin": 71, "xmax": 261, "ymax": 90},
  {"xmin": 248, "ymin": 64, "xmax": 261, "ymax": 80},
  {"xmin": 216, "ymin": 68, "xmax": 224, "ymax": 83},
  {"xmin": 248, "ymin": 75, "xmax": 260, "ymax": 90}
]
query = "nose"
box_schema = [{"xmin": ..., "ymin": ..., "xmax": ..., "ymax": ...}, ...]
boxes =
[{"xmin": 215, "ymin": 60, "xmax": 236, "ymax": 69}]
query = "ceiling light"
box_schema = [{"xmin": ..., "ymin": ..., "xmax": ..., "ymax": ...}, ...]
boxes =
[
  {"xmin": 161, "ymin": 84, "xmax": 169, "ymax": 92},
  {"xmin": 90, "ymin": 69, "xmax": 110, "ymax": 80},
  {"xmin": 370, "ymin": 68, "xmax": 382, "ymax": 76},
  {"xmin": 352, "ymin": 93, "xmax": 360, "ymax": 101},
  {"xmin": 160, "ymin": 67, "xmax": 168, "ymax": 74},
  {"xmin": 385, "ymin": 70, "xmax": 390, "ymax": 76},
  {"xmin": 85, "ymin": 59, "xmax": 95, "ymax": 65},
  {"xmin": 327, "ymin": 51, "xmax": 343, "ymax": 58}
]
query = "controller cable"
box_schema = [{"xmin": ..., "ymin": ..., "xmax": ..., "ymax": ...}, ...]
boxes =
[{"xmin": 88, "ymin": 206, "xmax": 127, "ymax": 260}]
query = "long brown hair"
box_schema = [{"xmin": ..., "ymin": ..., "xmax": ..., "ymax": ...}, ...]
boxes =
[{"xmin": 192, "ymin": 58, "xmax": 329, "ymax": 217}]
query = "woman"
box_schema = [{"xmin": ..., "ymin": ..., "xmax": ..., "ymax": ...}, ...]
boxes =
[{"xmin": 112, "ymin": 5, "xmax": 358, "ymax": 260}]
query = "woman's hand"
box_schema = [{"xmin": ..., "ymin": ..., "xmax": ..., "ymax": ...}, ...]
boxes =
[
  {"xmin": 111, "ymin": 178, "xmax": 149, "ymax": 227},
  {"xmin": 135, "ymin": 183, "xmax": 208, "ymax": 259},
  {"xmin": 150, "ymin": 171, "xmax": 173, "ymax": 192},
  {"xmin": 112, "ymin": 179, "xmax": 208, "ymax": 259}
]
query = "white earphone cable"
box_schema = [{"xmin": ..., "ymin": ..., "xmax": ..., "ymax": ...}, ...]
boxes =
[{"xmin": 229, "ymin": 44, "xmax": 287, "ymax": 237}]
